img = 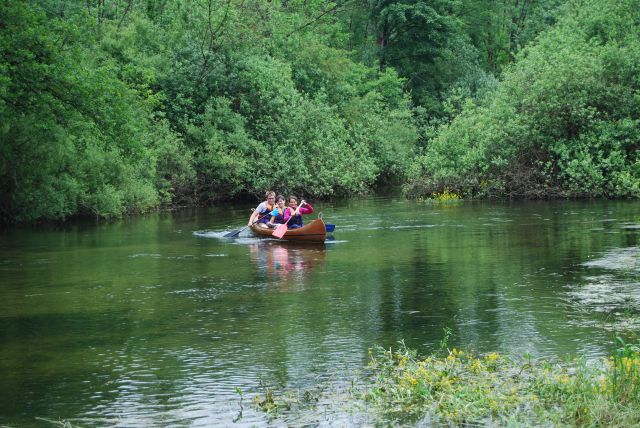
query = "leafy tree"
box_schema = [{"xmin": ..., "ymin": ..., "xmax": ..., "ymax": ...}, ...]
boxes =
[
  {"xmin": 0, "ymin": 2, "xmax": 161, "ymax": 222},
  {"xmin": 1, "ymin": 0, "xmax": 420, "ymax": 223},
  {"xmin": 459, "ymin": 0, "xmax": 565, "ymax": 74},
  {"xmin": 408, "ymin": 0, "xmax": 640, "ymax": 199}
]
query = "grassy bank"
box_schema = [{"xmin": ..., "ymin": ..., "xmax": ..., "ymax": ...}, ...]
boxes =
[{"xmin": 255, "ymin": 337, "xmax": 640, "ymax": 426}]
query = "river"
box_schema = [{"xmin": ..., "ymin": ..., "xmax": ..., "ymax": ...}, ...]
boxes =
[{"xmin": 1, "ymin": 198, "xmax": 639, "ymax": 426}]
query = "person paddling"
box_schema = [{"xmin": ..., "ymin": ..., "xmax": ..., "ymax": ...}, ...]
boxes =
[
  {"xmin": 248, "ymin": 190, "xmax": 276, "ymax": 228},
  {"xmin": 284, "ymin": 196, "xmax": 313, "ymax": 229},
  {"xmin": 268, "ymin": 195, "xmax": 287, "ymax": 228}
]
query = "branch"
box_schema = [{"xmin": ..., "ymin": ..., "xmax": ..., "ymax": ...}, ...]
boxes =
[
  {"xmin": 117, "ymin": 0, "xmax": 134, "ymax": 29},
  {"xmin": 285, "ymin": 1, "xmax": 350, "ymax": 38},
  {"xmin": 197, "ymin": 0, "xmax": 241, "ymax": 82}
]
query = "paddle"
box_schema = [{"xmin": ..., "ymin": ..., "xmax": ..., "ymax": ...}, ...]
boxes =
[
  {"xmin": 224, "ymin": 211, "xmax": 259, "ymax": 238},
  {"xmin": 325, "ymin": 223, "xmax": 335, "ymax": 233},
  {"xmin": 272, "ymin": 202, "xmax": 305, "ymax": 239},
  {"xmin": 224, "ymin": 220, "xmax": 257, "ymax": 238}
]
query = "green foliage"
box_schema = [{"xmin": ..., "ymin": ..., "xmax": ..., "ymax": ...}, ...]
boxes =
[
  {"xmin": 612, "ymin": 336, "xmax": 640, "ymax": 403},
  {"xmin": 459, "ymin": 0, "xmax": 566, "ymax": 74},
  {"xmin": 371, "ymin": 0, "xmax": 484, "ymax": 112},
  {"xmin": 408, "ymin": 0, "xmax": 640, "ymax": 199},
  {"xmin": 3, "ymin": 0, "xmax": 636, "ymax": 223},
  {"xmin": 1, "ymin": 0, "xmax": 417, "ymax": 223},
  {"xmin": 0, "ymin": 2, "xmax": 160, "ymax": 222},
  {"xmin": 362, "ymin": 341, "xmax": 640, "ymax": 426}
]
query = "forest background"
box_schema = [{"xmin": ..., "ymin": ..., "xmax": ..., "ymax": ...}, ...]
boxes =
[{"xmin": 1, "ymin": 0, "xmax": 638, "ymax": 224}]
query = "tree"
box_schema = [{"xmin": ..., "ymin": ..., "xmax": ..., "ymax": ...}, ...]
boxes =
[{"xmin": 407, "ymin": 0, "xmax": 640, "ymax": 199}]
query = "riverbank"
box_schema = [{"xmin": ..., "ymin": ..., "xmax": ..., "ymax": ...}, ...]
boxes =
[{"xmin": 256, "ymin": 337, "xmax": 640, "ymax": 427}]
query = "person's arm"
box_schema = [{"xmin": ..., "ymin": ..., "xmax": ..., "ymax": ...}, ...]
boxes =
[
  {"xmin": 269, "ymin": 207, "xmax": 279, "ymax": 224},
  {"xmin": 299, "ymin": 201, "xmax": 313, "ymax": 214},
  {"xmin": 283, "ymin": 207, "xmax": 293, "ymax": 222},
  {"xmin": 248, "ymin": 211, "xmax": 258, "ymax": 226},
  {"xmin": 248, "ymin": 203, "xmax": 264, "ymax": 225}
]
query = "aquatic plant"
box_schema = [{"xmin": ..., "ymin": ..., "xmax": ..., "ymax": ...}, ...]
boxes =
[
  {"xmin": 35, "ymin": 418, "xmax": 81, "ymax": 428},
  {"xmin": 427, "ymin": 188, "xmax": 462, "ymax": 203},
  {"xmin": 362, "ymin": 341, "xmax": 640, "ymax": 426},
  {"xmin": 611, "ymin": 336, "xmax": 640, "ymax": 404},
  {"xmin": 251, "ymin": 333, "xmax": 640, "ymax": 426}
]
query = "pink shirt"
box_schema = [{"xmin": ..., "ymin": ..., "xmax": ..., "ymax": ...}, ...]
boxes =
[{"xmin": 283, "ymin": 203, "xmax": 314, "ymax": 222}]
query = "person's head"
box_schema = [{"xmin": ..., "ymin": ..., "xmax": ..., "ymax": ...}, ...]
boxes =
[
  {"xmin": 276, "ymin": 195, "xmax": 286, "ymax": 208},
  {"xmin": 265, "ymin": 191, "xmax": 275, "ymax": 204},
  {"xmin": 288, "ymin": 195, "xmax": 298, "ymax": 209}
]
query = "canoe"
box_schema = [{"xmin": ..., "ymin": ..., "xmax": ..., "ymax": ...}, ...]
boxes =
[{"xmin": 251, "ymin": 218, "xmax": 326, "ymax": 243}]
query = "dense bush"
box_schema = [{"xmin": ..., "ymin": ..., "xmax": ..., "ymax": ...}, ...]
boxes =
[
  {"xmin": 0, "ymin": 2, "xmax": 161, "ymax": 222},
  {"xmin": 0, "ymin": 1, "xmax": 417, "ymax": 224},
  {"xmin": 407, "ymin": 0, "xmax": 640, "ymax": 199},
  {"xmin": 3, "ymin": 0, "xmax": 635, "ymax": 223}
]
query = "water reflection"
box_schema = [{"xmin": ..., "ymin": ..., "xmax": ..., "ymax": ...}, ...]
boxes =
[{"xmin": 248, "ymin": 241, "xmax": 326, "ymax": 282}]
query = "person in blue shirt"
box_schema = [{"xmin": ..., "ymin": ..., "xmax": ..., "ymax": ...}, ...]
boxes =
[{"xmin": 268, "ymin": 195, "xmax": 287, "ymax": 228}]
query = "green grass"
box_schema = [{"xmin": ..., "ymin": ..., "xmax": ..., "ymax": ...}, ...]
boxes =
[
  {"xmin": 253, "ymin": 337, "xmax": 640, "ymax": 427},
  {"xmin": 362, "ymin": 339, "xmax": 640, "ymax": 427}
]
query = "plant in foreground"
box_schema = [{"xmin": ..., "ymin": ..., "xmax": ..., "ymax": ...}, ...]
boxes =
[
  {"xmin": 363, "ymin": 342, "xmax": 640, "ymax": 426},
  {"xmin": 252, "ymin": 338, "xmax": 640, "ymax": 426}
]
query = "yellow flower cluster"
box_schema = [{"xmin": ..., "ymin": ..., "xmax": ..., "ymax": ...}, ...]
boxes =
[
  {"xmin": 430, "ymin": 188, "xmax": 462, "ymax": 202},
  {"xmin": 618, "ymin": 355, "xmax": 640, "ymax": 375},
  {"xmin": 364, "ymin": 342, "xmax": 640, "ymax": 426}
]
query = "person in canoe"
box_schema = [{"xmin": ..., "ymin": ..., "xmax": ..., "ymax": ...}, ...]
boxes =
[
  {"xmin": 268, "ymin": 195, "xmax": 288, "ymax": 228},
  {"xmin": 248, "ymin": 190, "xmax": 276, "ymax": 228},
  {"xmin": 285, "ymin": 195, "xmax": 313, "ymax": 229}
]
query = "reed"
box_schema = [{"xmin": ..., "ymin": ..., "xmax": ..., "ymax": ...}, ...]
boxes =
[{"xmin": 363, "ymin": 340, "xmax": 640, "ymax": 426}]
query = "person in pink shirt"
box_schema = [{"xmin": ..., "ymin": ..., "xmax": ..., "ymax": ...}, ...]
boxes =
[{"xmin": 284, "ymin": 195, "xmax": 313, "ymax": 229}]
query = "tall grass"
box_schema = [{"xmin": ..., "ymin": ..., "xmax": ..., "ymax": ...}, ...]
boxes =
[
  {"xmin": 252, "ymin": 335, "xmax": 640, "ymax": 426},
  {"xmin": 362, "ymin": 339, "xmax": 640, "ymax": 426},
  {"xmin": 611, "ymin": 336, "xmax": 640, "ymax": 404}
]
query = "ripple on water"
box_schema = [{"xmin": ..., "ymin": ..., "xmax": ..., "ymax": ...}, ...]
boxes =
[
  {"xmin": 234, "ymin": 237, "xmax": 266, "ymax": 244},
  {"xmin": 388, "ymin": 224, "xmax": 439, "ymax": 230},
  {"xmin": 566, "ymin": 275, "xmax": 639, "ymax": 312},
  {"xmin": 168, "ymin": 279, "xmax": 270, "ymax": 302},
  {"xmin": 193, "ymin": 230, "xmax": 228, "ymax": 239},
  {"xmin": 193, "ymin": 229, "xmax": 263, "ymax": 241},
  {"xmin": 564, "ymin": 247, "xmax": 640, "ymax": 331},
  {"xmin": 621, "ymin": 223, "xmax": 640, "ymax": 229},
  {"xmin": 128, "ymin": 253, "xmax": 162, "ymax": 259},
  {"xmin": 582, "ymin": 246, "xmax": 639, "ymax": 272}
]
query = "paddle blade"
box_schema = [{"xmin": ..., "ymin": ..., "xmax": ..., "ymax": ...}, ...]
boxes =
[
  {"xmin": 224, "ymin": 222, "xmax": 252, "ymax": 238},
  {"xmin": 325, "ymin": 223, "xmax": 335, "ymax": 233},
  {"xmin": 272, "ymin": 224, "xmax": 288, "ymax": 239},
  {"xmin": 224, "ymin": 229, "xmax": 241, "ymax": 238}
]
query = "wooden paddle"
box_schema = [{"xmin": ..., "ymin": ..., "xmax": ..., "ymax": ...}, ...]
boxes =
[{"xmin": 272, "ymin": 202, "xmax": 305, "ymax": 239}]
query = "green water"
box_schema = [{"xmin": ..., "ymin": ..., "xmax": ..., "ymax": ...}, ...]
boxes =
[{"xmin": 1, "ymin": 198, "xmax": 639, "ymax": 426}]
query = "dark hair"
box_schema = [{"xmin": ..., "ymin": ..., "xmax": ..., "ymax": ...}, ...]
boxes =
[
  {"xmin": 276, "ymin": 195, "xmax": 285, "ymax": 203},
  {"xmin": 288, "ymin": 195, "xmax": 298, "ymax": 203}
]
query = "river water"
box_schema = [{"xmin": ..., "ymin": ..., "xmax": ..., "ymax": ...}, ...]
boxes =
[{"xmin": 1, "ymin": 198, "xmax": 639, "ymax": 426}]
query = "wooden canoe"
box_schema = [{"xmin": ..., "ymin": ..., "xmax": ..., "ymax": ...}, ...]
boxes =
[{"xmin": 250, "ymin": 218, "xmax": 326, "ymax": 243}]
